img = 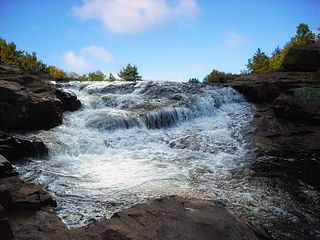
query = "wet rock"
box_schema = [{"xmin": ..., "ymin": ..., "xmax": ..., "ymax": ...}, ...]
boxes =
[
  {"xmin": 55, "ymin": 88, "xmax": 81, "ymax": 112},
  {"xmin": 75, "ymin": 196, "xmax": 260, "ymax": 240},
  {"xmin": 0, "ymin": 154, "xmax": 17, "ymax": 178},
  {"xmin": 280, "ymin": 45, "xmax": 320, "ymax": 72},
  {"xmin": 0, "ymin": 176, "xmax": 57, "ymax": 211},
  {"xmin": 0, "ymin": 132, "xmax": 47, "ymax": 163}
]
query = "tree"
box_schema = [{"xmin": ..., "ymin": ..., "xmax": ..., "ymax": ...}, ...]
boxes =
[
  {"xmin": 188, "ymin": 78, "xmax": 200, "ymax": 84},
  {"xmin": 203, "ymin": 69, "xmax": 228, "ymax": 83},
  {"xmin": 108, "ymin": 73, "xmax": 117, "ymax": 81},
  {"xmin": 291, "ymin": 23, "xmax": 316, "ymax": 46},
  {"xmin": 118, "ymin": 63, "xmax": 142, "ymax": 81},
  {"xmin": 0, "ymin": 38, "xmax": 23, "ymax": 65},
  {"xmin": 246, "ymin": 48, "xmax": 270, "ymax": 73},
  {"xmin": 19, "ymin": 52, "xmax": 47, "ymax": 72},
  {"xmin": 87, "ymin": 70, "xmax": 106, "ymax": 81},
  {"xmin": 46, "ymin": 66, "xmax": 68, "ymax": 79}
]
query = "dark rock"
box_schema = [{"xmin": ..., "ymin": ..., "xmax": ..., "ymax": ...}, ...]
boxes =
[
  {"xmin": 219, "ymin": 71, "xmax": 315, "ymax": 103},
  {"xmin": 0, "ymin": 176, "xmax": 56, "ymax": 211},
  {"xmin": 0, "ymin": 206, "xmax": 13, "ymax": 240},
  {"xmin": 281, "ymin": 45, "xmax": 320, "ymax": 72},
  {"xmin": 0, "ymin": 68, "xmax": 81, "ymax": 131},
  {"xmin": 0, "ymin": 132, "xmax": 47, "ymax": 163},
  {"xmin": 252, "ymin": 224, "xmax": 272, "ymax": 240},
  {"xmin": 76, "ymin": 196, "xmax": 259, "ymax": 240},
  {"xmin": 0, "ymin": 186, "xmax": 12, "ymax": 209},
  {"xmin": 0, "ymin": 79, "xmax": 63, "ymax": 131},
  {"xmin": 0, "ymin": 154, "xmax": 17, "ymax": 178},
  {"xmin": 273, "ymin": 87, "xmax": 320, "ymax": 125},
  {"xmin": 55, "ymin": 88, "xmax": 81, "ymax": 111}
]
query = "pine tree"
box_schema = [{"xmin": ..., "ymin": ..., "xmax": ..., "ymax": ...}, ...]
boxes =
[
  {"xmin": 118, "ymin": 64, "xmax": 142, "ymax": 81},
  {"xmin": 108, "ymin": 73, "xmax": 116, "ymax": 81},
  {"xmin": 246, "ymin": 48, "xmax": 270, "ymax": 73},
  {"xmin": 291, "ymin": 23, "xmax": 316, "ymax": 46}
]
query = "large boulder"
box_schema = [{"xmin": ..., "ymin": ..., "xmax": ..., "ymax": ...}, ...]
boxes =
[
  {"xmin": 0, "ymin": 176, "xmax": 57, "ymax": 211},
  {"xmin": 0, "ymin": 132, "xmax": 47, "ymax": 163},
  {"xmin": 0, "ymin": 72, "xmax": 81, "ymax": 131},
  {"xmin": 281, "ymin": 45, "xmax": 320, "ymax": 72},
  {"xmin": 67, "ymin": 196, "xmax": 261, "ymax": 240}
]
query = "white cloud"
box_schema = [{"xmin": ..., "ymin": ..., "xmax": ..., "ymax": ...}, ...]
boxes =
[
  {"xmin": 63, "ymin": 51, "xmax": 92, "ymax": 73},
  {"xmin": 224, "ymin": 32, "xmax": 245, "ymax": 48},
  {"xmin": 62, "ymin": 45, "xmax": 115, "ymax": 74},
  {"xmin": 212, "ymin": 31, "xmax": 245, "ymax": 51},
  {"xmin": 72, "ymin": 0, "xmax": 199, "ymax": 34},
  {"xmin": 81, "ymin": 45, "xmax": 115, "ymax": 64}
]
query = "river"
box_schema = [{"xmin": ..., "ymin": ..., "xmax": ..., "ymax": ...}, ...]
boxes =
[{"xmin": 16, "ymin": 81, "xmax": 320, "ymax": 239}]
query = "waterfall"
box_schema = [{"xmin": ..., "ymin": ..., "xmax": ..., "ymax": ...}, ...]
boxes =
[{"xmin": 18, "ymin": 81, "xmax": 256, "ymax": 228}]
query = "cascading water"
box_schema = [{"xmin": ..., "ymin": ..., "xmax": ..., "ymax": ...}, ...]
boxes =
[{"xmin": 16, "ymin": 81, "xmax": 320, "ymax": 239}]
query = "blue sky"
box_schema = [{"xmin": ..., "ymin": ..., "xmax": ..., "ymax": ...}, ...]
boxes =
[{"xmin": 0, "ymin": 0, "xmax": 319, "ymax": 81}]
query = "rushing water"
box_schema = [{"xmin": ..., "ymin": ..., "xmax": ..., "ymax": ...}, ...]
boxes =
[{"xmin": 16, "ymin": 81, "xmax": 320, "ymax": 239}]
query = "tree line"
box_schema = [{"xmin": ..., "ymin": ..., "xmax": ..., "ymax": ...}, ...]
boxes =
[
  {"xmin": 189, "ymin": 23, "xmax": 319, "ymax": 84},
  {"xmin": 0, "ymin": 38, "xmax": 142, "ymax": 81}
]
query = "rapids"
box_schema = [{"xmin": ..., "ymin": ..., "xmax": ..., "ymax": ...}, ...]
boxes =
[{"xmin": 17, "ymin": 81, "xmax": 320, "ymax": 239}]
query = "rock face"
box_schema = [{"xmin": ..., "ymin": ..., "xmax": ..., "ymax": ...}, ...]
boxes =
[
  {"xmin": 221, "ymin": 71, "xmax": 315, "ymax": 104},
  {"xmin": 0, "ymin": 131, "xmax": 48, "ymax": 163},
  {"xmin": 273, "ymin": 87, "xmax": 320, "ymax": 125},
  {"xmin": 0, "ymin": 66, "xmax": 81, "ymax": 131},
  {"xmin": 8, "ymin": 195, "xmax": 260, "ymax": 240},
  {"xmin": 92, "ymin": 196, "xmax": 260, "ymax": 240},
  {"xmin": 0, "ymin": 154, "xmax": 17, "ymax": 178},
  {"xmin": 280, "ymin": 45, "xmax": 320, "ymax": 72}
]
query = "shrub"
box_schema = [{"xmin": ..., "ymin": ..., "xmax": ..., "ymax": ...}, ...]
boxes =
[
  {"xmin": 203, "ymin": 69, "xmax": 229, "ymax": 83},
  {"xmin": 188, "ymin": 78, "xmax": 200, "ymax": 84}
]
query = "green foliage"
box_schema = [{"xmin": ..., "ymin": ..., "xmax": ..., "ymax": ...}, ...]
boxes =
[
  {"xmin": 118, "ymin": 63, "xmax": 142, "ymax": 81},
  {"xmin": 291, "ymin": 23, "xmax": 316, "ymax": 46},
  {"xmin": 19, "ymin": 52, "xmax": 47, "ymax": 72},
  {"xmin": 77, "ymin": 74, "xmax": 89, "ymax": 81},
  {"xmin": 108, "ymin": 73, "xmax": 117, "ymax": 81},
  {"xmin": 0, "ymin": 37, "xmax": 48, "ymax": 73},
  {"xmin": 47, "ymin": 66, "xmax": 68, "ymax": 79},
  {"xmin": 0, "ymin": 38, "xmax": 23, "ymax": 65},
  {"xmin": 87, "ymin": 71, "xmax": 106, "ymax": 81},
  {"xmin": 244, "ymin": 23, "xmax": 317, "ymax": 73},
  {"xmin": 188, "ymin": 78, "xmax": 200, "ymax": 84},
  {"xmin": 246, "ymin": 48, "xmax": 270, "ymax": 73},
  {"xmin": 203, "ymin": 69, "xmax": 229, "ymax": 83}
]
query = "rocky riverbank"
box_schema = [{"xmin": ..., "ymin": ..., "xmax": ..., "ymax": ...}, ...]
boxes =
[
  {"xmin": 212, "ymin": 46, "xmax": 320, "ymax": 239},
  {"xmin": 0, "ymin": 65, "xmax": 262, "ymax": 240},
  {"xmin": 0, "ymin": 45, "xmax": 319, "ymax": 240}
]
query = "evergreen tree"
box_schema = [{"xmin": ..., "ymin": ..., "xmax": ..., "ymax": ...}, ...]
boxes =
[
  {"xmin": 118, "ymin": 64, "xmax": 142, "ymax": 81},
  {"xmin": 291, "ymin": 23, "xmax": 316, "ymax": 46},
  {"xmin": 87, "ymin": 71, "xmax": 106, "ymax": 81},
  {"xmin": 246, "ymin": 48, "xmax": 270, "ymax": 73},
  {"xmin": 19, "ymin": 52, "xmax": 47, "ymax": 72},
  {"xmin": 0, "ymin": 38, "xmax": 23, "ymax": 65},
  {"xmin": 108, "ymin": 73, "xmax": 117, "ymax": 81}
]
